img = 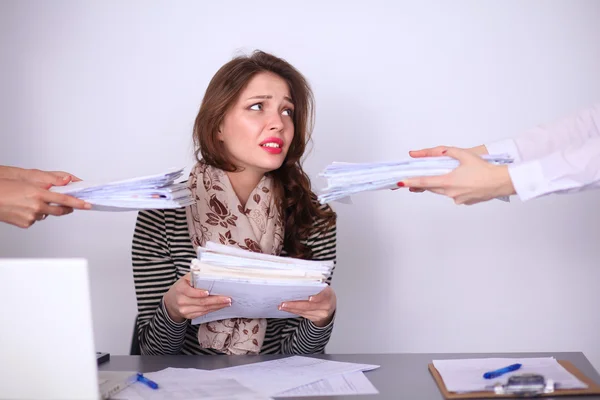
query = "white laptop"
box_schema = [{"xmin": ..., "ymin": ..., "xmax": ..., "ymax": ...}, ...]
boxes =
[{"xmin": 0, "ymin": 259, "xmax": 135, "ymax": 399}]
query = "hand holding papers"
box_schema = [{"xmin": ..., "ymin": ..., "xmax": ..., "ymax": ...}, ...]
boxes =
[
  {"xmin": 190, "ymin": 242, "xmax": 334, "ymax": 325},
  {"xmin": 50, "ymin": 168, "xmax": 194, "ymax": 211},
  {"xmin": 317, "ymin": 154, "xmax": 513, "ymax": 204}
]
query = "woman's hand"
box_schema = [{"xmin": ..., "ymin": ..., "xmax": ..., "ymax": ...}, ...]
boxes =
[
  {"xmin": 17, "ymin": 168, "xmax": 82, "ymax": 188},
  {"xmin": 279, "ymin": 286, "xmax": 337, "ymax": 327},
  {"xmin": 163, "ymin": 273, "xmax": 232, "ymax": 323},
  {"xmin": 0, "ymin": 179, "xmax": 91, "ymax": 228},
  {"xmin": 404, "ymin": 145, "xmax": 488, "ymax": 193},
  {"xmin": 408, "ymin": 144, "xmax": 488, "ymax": 158},
  {"xmin": 399, "ymin": 146, "xmax": 516, "ymax": 205}
]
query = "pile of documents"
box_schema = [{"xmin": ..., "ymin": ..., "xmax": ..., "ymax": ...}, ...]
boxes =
[
  {"xmin": 113, "ymin": 355, "xmax": 380, "ymax": 399},
  {"xmin": 50, "ymin": 168, "xmax": 194, "ymax": 211},
  {"xmin": 317, "ymin": 154, "xmax": 514, "ymax": 204},
  {"xmin": 190, "ymin": 241, "xmax": 334, "ymax": 325}
]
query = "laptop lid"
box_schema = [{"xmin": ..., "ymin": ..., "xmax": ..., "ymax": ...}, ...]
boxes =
[{"xmin": 0, "ymin": 258, "xmax": 99, "ymax": 399}]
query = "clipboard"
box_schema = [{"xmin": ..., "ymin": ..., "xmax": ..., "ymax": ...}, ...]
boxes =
[{"xmin": 429, "ymin": 360, "xmax": 600, "ymax": 399}]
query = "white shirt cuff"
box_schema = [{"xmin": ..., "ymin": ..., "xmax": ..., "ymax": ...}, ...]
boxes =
[
  {"xmin": 508, "ymin": 160, "xmax": 548, "ymax": 202},
  {"xmin": 485, "ymin": 138, "xmax": 522, "ymax": 163}
]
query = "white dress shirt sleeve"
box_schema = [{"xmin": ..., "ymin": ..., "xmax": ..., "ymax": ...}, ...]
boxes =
[{"xmin": 484, "ymin": 103, "xmax": 600, "ymax": 201}]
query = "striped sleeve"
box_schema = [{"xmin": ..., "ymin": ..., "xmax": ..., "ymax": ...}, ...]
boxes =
[
  {"xmin": 132, "ymin": 209, "xmax": 188, "ymax": 355},
  {"xmin": 260, "ymin": 204, "xmax": 338, "ymax": 355}
]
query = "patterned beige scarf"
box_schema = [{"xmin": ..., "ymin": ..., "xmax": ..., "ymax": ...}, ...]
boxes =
[{"xmin": 185, "ymin": 161, "xmax": 284, "ymax": 355}]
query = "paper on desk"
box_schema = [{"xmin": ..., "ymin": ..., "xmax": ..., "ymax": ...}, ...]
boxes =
[
  {"xmin": 216, "ymin": 356, "xmax": 380, "ymax": 396},
  {"xmin": 433, "ymin": 357, "xmax": 588, "ymax": 393},
  {"xmin": 112, "ymin": 367, "xmax": 271, "ymax": 400},
  {"xmin": 277, "ymin": 371, "xmax": 379, "ymax": 397}
]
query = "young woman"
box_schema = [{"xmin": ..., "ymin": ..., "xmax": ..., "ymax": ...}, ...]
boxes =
[{"xmin": 131, "ymin": 51, "xmax": 337, "ymax": 355}]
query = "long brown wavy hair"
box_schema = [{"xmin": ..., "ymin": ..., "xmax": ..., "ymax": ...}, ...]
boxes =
[{"xmin": 192, "ymin": 50, "xmax": 336, "ymax": 259}]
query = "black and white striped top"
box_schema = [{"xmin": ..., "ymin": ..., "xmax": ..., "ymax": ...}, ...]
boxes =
[{"xmin": 131, "ymin": 204, "xmax": 337, "ymax": 355}]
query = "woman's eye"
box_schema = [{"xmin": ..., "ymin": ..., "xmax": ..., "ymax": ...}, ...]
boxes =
[
  {"xmin": 249, "ymin": 103, "xmax": 262, "ymax": 111},
  {"xmin": 282, "ymin": 108, "xmax": 293, "ymax": 116}
]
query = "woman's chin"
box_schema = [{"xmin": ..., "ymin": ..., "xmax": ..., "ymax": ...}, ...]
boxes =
[{"xmin": 256, "ymin": 159, "xmax": 286, "ymax": 173}]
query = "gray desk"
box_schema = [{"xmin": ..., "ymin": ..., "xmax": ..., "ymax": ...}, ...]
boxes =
[{"xmin": 100, "ymin": 352, "xmax": 600, "ymax": 400}]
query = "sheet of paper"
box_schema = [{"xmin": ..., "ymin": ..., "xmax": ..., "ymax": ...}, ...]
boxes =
[
  {"xmin": 190, "ymin": 279, "xmax": 326, "ymax": 324},
  {"xmin": 277, "ymin": 371, "xmax": 379, "ymax": 397},
  {"xmin": 432, "ymin": 357, "xmax": 588, "ymax": 393},
  {"xmin": 112, "ymin": 367, "xmax": 271, "ymax": 400},
  {"xmin": 216, "ymin": 355, "xmax": 380, "ymax": 396}
]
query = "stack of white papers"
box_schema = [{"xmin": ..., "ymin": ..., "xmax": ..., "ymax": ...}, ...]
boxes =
[
  {"xmin": 113, "ymin": 356, "xmax": 379, "ymax": 399},
  {"xmin": 433, "ymin": 357, "xmax": 587, "ymax": 393},
  {"xmin": 50, "ymin": 168, "xmax": 194, "ymax": 211},
  {"xmin": 217, "ymin": 356, "xmax": 379, "ymax": 397},
  {"xmin": 317, "ymin": 154, "xmax": 514, "ymax": 204},
  {"xmin": 190, "ymin": 242, "xmax": 334, "ymax": 325}
]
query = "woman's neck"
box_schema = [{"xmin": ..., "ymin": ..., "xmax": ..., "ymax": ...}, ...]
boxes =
[{"xmin": 226, "ymin": 168, "xmax": 265, "ymax": 207}]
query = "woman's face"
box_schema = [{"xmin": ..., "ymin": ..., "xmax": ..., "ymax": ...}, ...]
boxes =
[{"xmin": 218, "ymin": 71, "xmax": 295, "ymax": 175}]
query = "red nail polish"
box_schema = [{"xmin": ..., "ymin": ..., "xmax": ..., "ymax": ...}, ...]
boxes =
[{"xmin": 397, "ymin": 182, "xmax": 405, "ymax": 187}]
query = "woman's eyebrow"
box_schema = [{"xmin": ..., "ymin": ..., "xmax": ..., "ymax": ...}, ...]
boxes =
[{"xmin": 246, "ymin": 95, "xmax": 294, "ymax": 103}]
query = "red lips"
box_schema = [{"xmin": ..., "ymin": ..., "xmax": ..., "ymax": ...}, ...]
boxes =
[
  {"xmin": 260, "ymin": 137, "xmax": 284, "ymax": 154},
  {"xmin": 259, "ymin": 137, "xmax": 284, "ymax": 147}
]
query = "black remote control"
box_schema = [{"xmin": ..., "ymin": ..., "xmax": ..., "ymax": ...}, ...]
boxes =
[{"xmin": 96, "ymin": 352, "xmax": 110, "ymax": 365}]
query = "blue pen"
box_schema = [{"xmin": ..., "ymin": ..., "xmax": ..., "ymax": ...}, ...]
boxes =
[
  {"xmin": 483, "ymin": 363, "xmax": 522, "ymax": 379},
  {"xmin": 136, "ymin": 373, "xmax": 159, "ymax": 389}
]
